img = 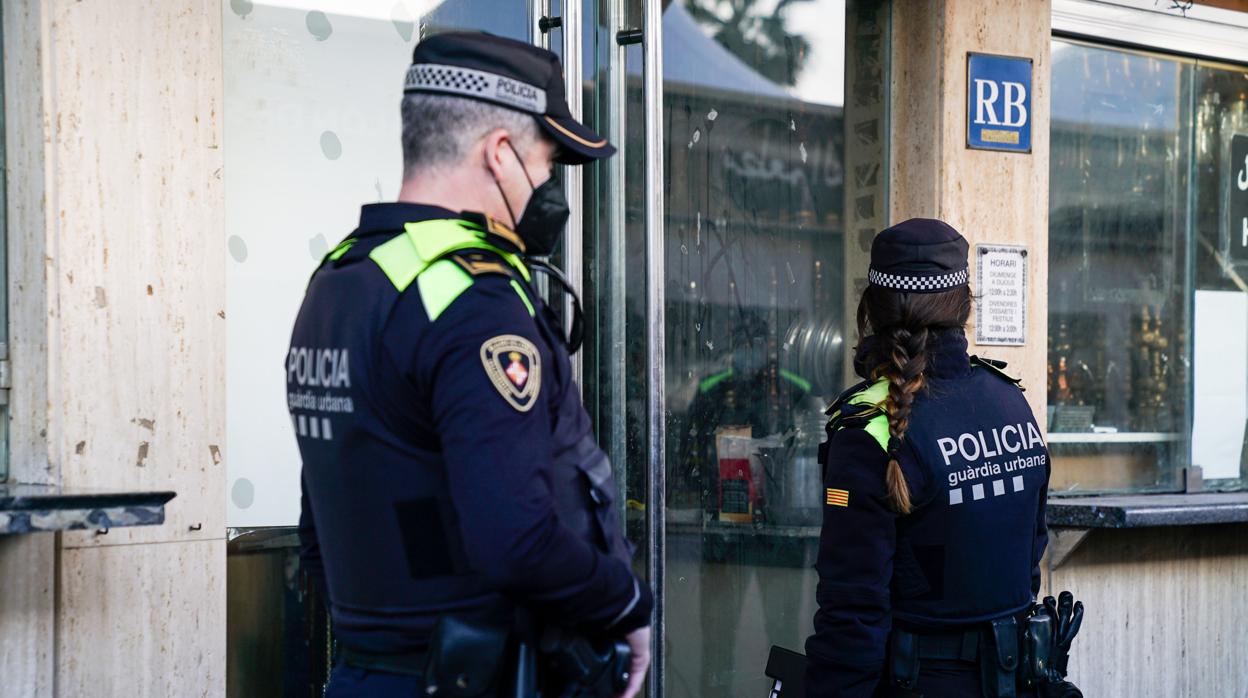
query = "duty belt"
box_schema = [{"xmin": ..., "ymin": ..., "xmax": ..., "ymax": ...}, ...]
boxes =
[
  {"xmin": 912, "ymin": 629, "xmax": 981, "ymax": 662},
  {"xmin": 889, "ymin": 617, "xmax": 1021, "ymax": 698}
]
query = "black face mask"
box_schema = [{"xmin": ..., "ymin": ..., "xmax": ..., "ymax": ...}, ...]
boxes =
[{"xmin": 495, "ymin": 141, "xmax": 570, "ymax": 256}]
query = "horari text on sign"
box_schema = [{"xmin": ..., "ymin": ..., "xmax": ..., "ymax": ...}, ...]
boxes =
[{"xmin": 975, "ymin": 245, "xmax": 1028, "ymax": 346}]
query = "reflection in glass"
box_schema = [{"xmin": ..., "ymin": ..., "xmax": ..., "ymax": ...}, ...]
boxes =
[
  {"xmin": 1047, "ymin": 40, "xmax": 1192, "ymax": 493},
  {"xmin": 660, "ymin": 2, "xmax": 849, "ymax": 695}
]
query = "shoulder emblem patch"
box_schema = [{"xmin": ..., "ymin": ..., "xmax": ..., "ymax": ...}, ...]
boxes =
[
  {"xmin": 826, "ymin": 488, "xmax": 849, "ymax": 507},
  {"xmin": 480, "ymin": 335, "xmax": 541, "ymax": 412},
  {"xmin": 452, "ymin": 252, "xmax": 513, "ymax": 278}
]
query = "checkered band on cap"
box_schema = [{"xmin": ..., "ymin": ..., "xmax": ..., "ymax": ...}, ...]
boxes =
[
  {"xmin": 868, "ymin": 267, "xmax": 969, "ymax": 292},
  {"xmin": 404, "ymin": 63, "xmax": 547, "ymax": 114}
]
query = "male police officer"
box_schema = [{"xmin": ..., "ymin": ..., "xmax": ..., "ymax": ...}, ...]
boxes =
[{"xmin": 287, "ymin": 33, "xmax": 652, "ymax": 697}]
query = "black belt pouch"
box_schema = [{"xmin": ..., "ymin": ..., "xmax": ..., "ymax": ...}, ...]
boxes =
[
  {"xmin": 425, "ymin": 617, "xmax": 512, "ymax": 697},
  {"xmin": 1022, "ymin": 612, "xmax": 1054, "ymax": 687},
  {"xmin": 981, "ymin": 617, "xmax": 1019, "ymax": 698},
  {"xmin": 885, "ymin": 630, "xmax": 922, "ymax": 697}
]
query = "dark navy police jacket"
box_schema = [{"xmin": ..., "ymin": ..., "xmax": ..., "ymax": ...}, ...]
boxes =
[
  {"xmin": 805, "ymin": 330, "xmax": 1049, "ymax": 697},
  {"xmin": 287, "ymin": 203, "xmax": 651, "ymax": 655}
]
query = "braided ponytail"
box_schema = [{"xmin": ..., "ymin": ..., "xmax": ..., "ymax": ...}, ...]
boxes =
[
  {"xmin": 877, "ymin": 326, "xmax": 929, "ymax": 514},
  {"xmin": 855, "ymin": 284, "xmax": 971, "ymax": 515}
]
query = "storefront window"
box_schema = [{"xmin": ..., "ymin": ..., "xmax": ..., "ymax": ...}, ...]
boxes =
[
  {"xmin": 1191, "ymin": 59, "xmax": 1248, "ymax": 490},
  {"xmin": 1049, "ymin": 39, "xmax": 1248, "ymax": 494}
]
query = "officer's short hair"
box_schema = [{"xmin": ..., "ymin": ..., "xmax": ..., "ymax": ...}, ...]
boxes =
[{"xmin": 401, "ymin": 93, "xmax": 543, "ymax": 177}]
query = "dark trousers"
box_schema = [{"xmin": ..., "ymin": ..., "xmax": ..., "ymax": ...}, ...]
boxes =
[
  {"xmin": 898, "ymin": 659, "xmax": 1037, "ymax": 698},
  {"xmin": 325, "ymin": 661, "xmax": 423, "ymax": 697}
]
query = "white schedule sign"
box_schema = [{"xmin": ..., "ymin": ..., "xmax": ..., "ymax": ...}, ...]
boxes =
[{"xmin": 975, "ymin": 245, "xmax": 1028, "ymax": 346}]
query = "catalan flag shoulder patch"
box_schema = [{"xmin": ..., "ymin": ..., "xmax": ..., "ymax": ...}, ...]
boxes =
[{"xmin": 826, "ymin": 488, "xmax": 850, "ymax": 507}]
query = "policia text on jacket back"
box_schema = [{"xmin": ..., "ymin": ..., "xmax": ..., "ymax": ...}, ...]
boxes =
[
  {"xmin": 286, "ymin": 32, "xmax": 652, "ymax": 698},
  {"xmin": 803, "ymin": 220, "xmax": 1083, "ymax": 698}
]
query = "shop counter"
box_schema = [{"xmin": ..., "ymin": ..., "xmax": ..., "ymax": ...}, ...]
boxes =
[{"xmin": 1046, "ymin": 492, "xmax": 1248, "ymax": 567}]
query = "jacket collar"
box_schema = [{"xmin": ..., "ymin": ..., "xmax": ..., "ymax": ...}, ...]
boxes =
[
  {"xmin": 356, "ymin": 202, "xmax": 458, "ymax": 235},
  {"xmin": 853, "ymin": 328, "xmax": 972, "ymax": 380},
  {"xmin": 925, "ymin": 329, "xmax": 972, "ymax": 379},
  {"xmin": 354, "ymin": 203, "xmax": 526, "ymax": 256}
]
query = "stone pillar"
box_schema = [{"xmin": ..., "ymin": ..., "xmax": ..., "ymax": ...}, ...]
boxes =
[
  {"xmin": 0, "ymin": 1, "xmax": 226, "ymax": 695},
  {"xmin": 842, "ymin": 0, "xmax": 891, "ymax": 380},
  {"xmin": 889, "ymin": 0, "xmax": 1051, "ymax": 418}
]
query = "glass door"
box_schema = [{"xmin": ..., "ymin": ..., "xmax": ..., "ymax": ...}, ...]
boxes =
[
  {"xmin": 577, "ymin": 0, "xmax": 659, "ymax": 687},
  {"xmin": 574, "ymin": 2, "xmax": 883, "ymax": 696}
]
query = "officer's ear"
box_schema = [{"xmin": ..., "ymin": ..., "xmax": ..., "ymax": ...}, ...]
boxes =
[{"xmin": 481, "ymin": 128, "xmax": 513, "ymax": 182}]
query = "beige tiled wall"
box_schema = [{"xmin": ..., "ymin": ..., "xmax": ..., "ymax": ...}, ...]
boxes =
[
  {"xmin": 0, "ymin": 536, "xmax": 54, "ymax": 697},
  {"xmin": 1049, "ymin": 524, "xmax": 1248, "ymax": 697},
  {"xmin": 0, "ymin": 1, "xmax": 226, "ymax": 696},
  {"xmin": 58, "ymin": 542, "xmax": 225, "ymax": 697}
]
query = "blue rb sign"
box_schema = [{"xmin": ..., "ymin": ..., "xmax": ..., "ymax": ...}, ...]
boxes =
[{"xmin": 967, "ymin": 53, "xmax": 1032, "ymax": 153}]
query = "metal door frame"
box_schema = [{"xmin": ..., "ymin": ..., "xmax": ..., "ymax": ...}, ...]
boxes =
[
  {"xmin": 537, "ymin": 2, "xmax": 667, "ymax": 693},
  {"xmin": 641, "ymin": 3, "xmax": 666, "ymax": 695}
]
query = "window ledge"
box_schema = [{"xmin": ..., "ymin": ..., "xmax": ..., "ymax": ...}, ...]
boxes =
[
  {"xmin": 0, "ymin": 484, "xmax": 176, "ymax": 535},
  {"xmin": 1047, "ymin": 492, "xmax": 1248, "ymax": 528},
  {"xmin": 1045, "ymin": 493, "xmax": 1248, "ymax": 568}
]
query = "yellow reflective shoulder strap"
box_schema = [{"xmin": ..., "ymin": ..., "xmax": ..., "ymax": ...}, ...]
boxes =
[
  {"xmin": 831, "ymin": 378, "xmax": 891, "ymax": 453},
  {"xmin": 368, "ymin": 219, "xmax": 534, "ymax": 320}
]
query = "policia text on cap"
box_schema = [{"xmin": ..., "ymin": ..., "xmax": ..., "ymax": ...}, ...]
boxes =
[{"xmin": 286, "ymin": 32, "xmax": 652, "ymax": 698}]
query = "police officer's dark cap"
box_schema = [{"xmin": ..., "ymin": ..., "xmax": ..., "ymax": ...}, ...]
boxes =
[
  {"xmin": 404, "ymin": 32, "xmax": 614, "ymax": 165},
  {"xmin": 868, "ymin": 218, "xmax": 970, "ymax": 293}
]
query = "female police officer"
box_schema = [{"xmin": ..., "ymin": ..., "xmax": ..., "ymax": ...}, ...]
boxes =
[{"xmin": 805, "ymin": 219, "xmax": 1050, "ymax": 698}]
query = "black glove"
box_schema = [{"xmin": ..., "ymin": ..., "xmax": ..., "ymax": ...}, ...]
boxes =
[{"xmin": 1041, "ymin": 592, "xmax": 1085, "ymax": 679}]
